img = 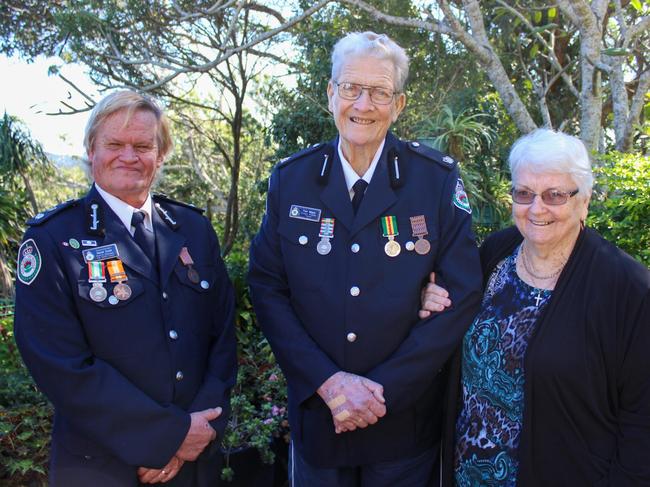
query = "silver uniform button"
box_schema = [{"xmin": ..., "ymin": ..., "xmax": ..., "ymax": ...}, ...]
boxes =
[
  {"xmin": 351, "ymin": 243, "xmax": 360, "ymax": 253},
  {"xmin": 162, "ymin": 291, "xmax": 168, "ymax": 300},
  {"xmin": 200, "ymin": 280, "xmax": 209, "ymax": 289},
  {"xmin": 169, "ymin": 330, "xmax": 178, "ymax": 340},
  {"xmin": 405, "ymin": 241, "xmax": 415, "ymax": 251},
  {"xmin": 298, "ymin": 235, "xmax": 308, "ymax": 245},
  {"xmin": 108, "ymin": 295, "xmax": 119, "ymax": 305},
  {"xmin": 347, "ymin": 332, "xmax": 357, "ymax": 343},
  {"xmin": 175, "ymin": 371, "xmax": 184, "ymax": 381},
  {"xmin": 350, "ymin": 286, "xmax": 360, "ymax": 297}
]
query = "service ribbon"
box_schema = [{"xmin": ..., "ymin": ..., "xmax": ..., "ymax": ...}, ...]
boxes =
[
  {"xmin": 87, "ymin": 261, "xmax": 106, "ymax": 282},
  {"xmin": 381, "ymin": 216, "xmax": 399, "ymax": 237},
  {"xmin": 318, "ymin": 218, "xmax": 335, "ymax": 238},
  {"xmin": 106, "ymin": 259, "xmax": 128, "ymax": 283},
  {"xmin": 410, "ymin": 215, "xmax": 428, "ymax": 237}
]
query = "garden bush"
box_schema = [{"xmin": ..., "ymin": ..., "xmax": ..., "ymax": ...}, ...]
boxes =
[{"xmin": 588, "ymin": 151, "xmax": 650, "ymax": 266}]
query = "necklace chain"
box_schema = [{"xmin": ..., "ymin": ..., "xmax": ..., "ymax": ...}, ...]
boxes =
[{"xmin": 520, "ymin": 243, "xmax": 567, "ymax": 281}]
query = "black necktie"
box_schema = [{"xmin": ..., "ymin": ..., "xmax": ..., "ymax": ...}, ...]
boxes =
[
  {"xmin": 131, "ymin": 211, "xmax": 156, "ymax": 262},
  {"xmin": 351, "ymin": 179, "xmax": 368, "ymax": 214}
]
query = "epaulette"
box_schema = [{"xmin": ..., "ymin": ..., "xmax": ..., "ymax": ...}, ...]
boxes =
[
  {"xmin": 27, "ymin": 199, "xmax": 79, "ymax": 226},
  {"xmin": 153, "ymin": 193, "xmax": 205, "ymax": 214},
  {"xmin": 277, "ymin": 143, "xmax": 325, "ymax": 169},
  {"xmin": 406, "ymin": 141, "xmax": 456, "ymax": 170}
]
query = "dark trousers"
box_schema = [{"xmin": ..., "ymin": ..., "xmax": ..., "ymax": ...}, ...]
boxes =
[{"xmin": 290, "ymin": 441, "xmax": 439, "ymax": 487}]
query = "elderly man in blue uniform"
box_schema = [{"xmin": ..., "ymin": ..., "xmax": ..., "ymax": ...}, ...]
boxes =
[
  {"xmin": 14, "ymin": 91, "xmax": 237, "ymax": 486},
  {"xmin": 248, "ymin": 32, "xmax": 482, "ymax": 486}
]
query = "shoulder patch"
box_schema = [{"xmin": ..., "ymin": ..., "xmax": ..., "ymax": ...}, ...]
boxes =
[
  {"xmin": 27, "ymin": 199, "xmax": 78, "ymax": 226},
  {"xmin": 153, "ymin": 193, "xmax": 205, "ymax": 214},
  {"xmin": 17, "ymin": 238, "xmax": 42, "ymax": 285},
  {"xmin": 453, "ymin": 178, "xmax": 472, "ymax": 214},
  {"xmin": 277, "ymin": 143, "xmax": 325, "ymax": 169},
  {"xmin": 406, "ymin": 141, "xmax": 456, "ymax": 170}
]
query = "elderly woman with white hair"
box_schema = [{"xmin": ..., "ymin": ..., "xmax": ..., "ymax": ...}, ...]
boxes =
[
  {"xmin": 249, "ymin": 32, "xmax": 482, "ymax": 486},
  {"xmin": 421, "ymin": 128, "xmax": 650, "ymax": 486}
]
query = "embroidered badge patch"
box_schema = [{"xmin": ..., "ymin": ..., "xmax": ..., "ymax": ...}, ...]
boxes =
[
  {"xmin": 453, "ymin": 178, "xmax": 472, "ymax": 214},
  {"xmin": 289, "ymin": 204, "xmax": 322, "ymax": 222},
  {"xmin": 17, "ymin": 238, "xmax": 42, "ymax": 285}
]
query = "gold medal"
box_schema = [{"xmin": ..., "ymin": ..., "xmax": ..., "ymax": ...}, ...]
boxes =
[
  {"xmin": 384, "ymin": 239, "xmax": 401, "ymax": 257},
  {"xmin": 381, "ymin": 216, "xmax": 401, "ymax": 258}
]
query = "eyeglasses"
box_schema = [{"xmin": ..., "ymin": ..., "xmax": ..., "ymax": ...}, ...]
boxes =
[
  {"xmin": 511, "ymin": 187, "xmax": 580, "ymax": 205},
  {"xmin": 334, "ymin": 81, "xmax": 397, "ymax": 105}
]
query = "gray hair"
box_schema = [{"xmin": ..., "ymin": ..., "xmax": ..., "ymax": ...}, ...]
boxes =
[
  {"xmin": 331, "ymin": 31, "xmax": 409, "ymax": 92},
  {"xmin": 509, "ymin": 128, "xmax": 594, "ymax": 196},
  {"xmin": 84, "ymin": 90, "xmax": 173, "ymax": 160}
]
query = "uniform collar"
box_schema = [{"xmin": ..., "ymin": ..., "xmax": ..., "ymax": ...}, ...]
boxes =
[
  {"xmin": 338, "ymin": 138, "xmax": 385, "ymax": 198},
  {"xmin": 94, "ymin": 183, "xmax": 154, "ymax": 236}
]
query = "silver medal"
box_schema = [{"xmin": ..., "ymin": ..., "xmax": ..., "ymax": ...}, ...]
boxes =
[
  {"xmin": 317, "ymin": 238, "xmax": 332, "ymax": 255},
  {"xmin": 89, "ymin": 282, "xmax": 108, "ymax": 302}
]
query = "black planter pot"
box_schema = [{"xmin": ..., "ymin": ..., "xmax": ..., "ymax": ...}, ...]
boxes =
[{"xmin": 222, "ymin": 438, "xmax": 289, "ymax": 487}]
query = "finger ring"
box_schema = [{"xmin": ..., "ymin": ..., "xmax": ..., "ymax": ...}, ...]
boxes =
[{"xmin": 162, "ymin": 470, "xmax": 167, "ymax": 475}]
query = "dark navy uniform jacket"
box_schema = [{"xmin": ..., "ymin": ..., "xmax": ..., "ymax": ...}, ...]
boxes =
[
  {"xmin": 14, "ymin": 184, "xmax": 237, "ymax": 487},
  {"xmin": 248, "ymin": 133, "xmax": 483, "ymax": 468}
]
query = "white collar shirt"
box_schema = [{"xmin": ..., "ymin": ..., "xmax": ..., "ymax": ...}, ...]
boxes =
[
  {"xmin": 338, "ymin": 138, "xmax": 385, "ymax": 200},
  {"xmin": 95, "ymin": 183, "xmax": 154, "ymax": 238}
]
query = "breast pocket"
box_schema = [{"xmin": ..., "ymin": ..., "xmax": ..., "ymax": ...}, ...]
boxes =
[
  {"xmin": 382, "ymin": 221, "xmax": 439, "ymax": 298},
  {"xmin": 173, "ymin": 262, "xmax": 218, "ymax": 336},
  {"xmin": 277, "ymin": 218, "xmax": 330, "ymax": 291}
]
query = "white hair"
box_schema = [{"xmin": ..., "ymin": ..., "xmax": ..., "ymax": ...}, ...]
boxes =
[
  {"xmin": 509, "ymin": 128, "xmax": 594, "ymax": 196},
  {"xmin": 331, "ymin": 31, "xmax": 409, "ymax": 92}
]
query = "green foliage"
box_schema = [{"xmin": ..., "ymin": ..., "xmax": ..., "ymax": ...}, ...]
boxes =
[
  {"xmin": 588, "ymin": 151, "xmax": 650, "ymax": 266},
  {"xmin": 0, "ymin": 313, "xmax": 51, "ymax": 486},
  {"xmin": 221, "ymin": 252, "xmax": 289, "ymax": 483},
  {"xmin": 0, "ymin": 113, "xmax": 55, "ymax": 297},
  {"xmin": 416, "ymin": 105, "xmax": 497, "ymax": 162}
]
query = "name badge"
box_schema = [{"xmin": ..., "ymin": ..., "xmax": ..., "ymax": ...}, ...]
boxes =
[
  {"xmin": 289, "ymin": 204, "xmax": 321, "ymax": 222},
  {"xmin": 83, "ymin": 244, "xmax": 120, "ymax": 263}
]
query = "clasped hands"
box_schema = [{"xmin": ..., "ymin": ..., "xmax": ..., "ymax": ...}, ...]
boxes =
[
  {"xmin": 137, "ymin": 406, "xmax": 222, "ymax": 484},
  {"xmin": 318, "ymin": 371, "xmax": 386, "ymax": 434}
]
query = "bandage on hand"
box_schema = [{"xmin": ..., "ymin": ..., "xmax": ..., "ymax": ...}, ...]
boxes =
[{"xmin": 317, "ymin": 371, "xmax": 386, "ymax": 434}]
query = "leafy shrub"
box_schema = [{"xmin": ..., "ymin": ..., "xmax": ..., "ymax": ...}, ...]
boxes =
[
  {"xmin": 588, "ymin": 151, "xmax": 650, "ymax": 266},
  {"xmin": 221, "ymin": 251, "xmax": 289, "ymax": 483},
  {"xmin": 0, "ymin": 313, "xmax": 51, "ymax": 486}
]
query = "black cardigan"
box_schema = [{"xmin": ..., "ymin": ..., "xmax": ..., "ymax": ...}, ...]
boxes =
[{"xmin": 441, "ymin": 227, "xmax": 650, "ymax": 486}]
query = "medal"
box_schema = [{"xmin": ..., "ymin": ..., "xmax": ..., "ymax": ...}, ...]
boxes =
[
  {"xmin": 381, "ymin": 216, "xmax": 401, "ymax": 257},
  {"xmin": 409, "ymin": 215, "xmax": 431, "ymax": 255},
  {"xmin": 113, "ymin": 283, "xmax": 132, "ymax": 300},
  {"xmin": 87, "ymin": 261, "xmax": 107, "ymax": 302},
  {"xmin": 187, "ymin": 268, "xmax": 200, "ymax": 284},
  {"xmin": 317, "ymin": 218, "xmax": 335, "ymax": 256},
  {"xmin": 106, "ymin": 259, "xmax": 132, "ymax": 301},
  {"xmin": 179, "ymin": 247, "xmax": 200, "ymax": 283},
  {"xmin": 90, "ymin": 283, "xmax": 108, "ymax": 302}
]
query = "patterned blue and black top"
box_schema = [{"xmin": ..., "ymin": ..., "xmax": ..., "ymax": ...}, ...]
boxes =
[{"xmin": 453, "ymin": 247, "xmax": 552, "ymax": 487}]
